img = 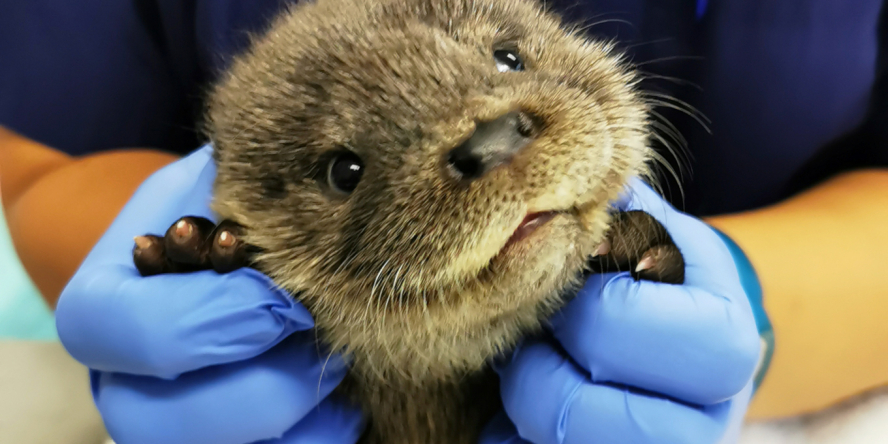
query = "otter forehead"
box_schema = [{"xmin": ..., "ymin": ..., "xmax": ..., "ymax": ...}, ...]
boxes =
[{"xmin": 209, "ymin": 0, "xmax": 641, "ymax": 191}]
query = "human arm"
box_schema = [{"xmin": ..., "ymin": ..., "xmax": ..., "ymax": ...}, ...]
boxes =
[
  {"xmin": 706, "ymin": 168, "xmax": 888, "ymax": 419},
  {"xmin": 0, "ymin": 126, "xmax": 178, "ymax": 307}
]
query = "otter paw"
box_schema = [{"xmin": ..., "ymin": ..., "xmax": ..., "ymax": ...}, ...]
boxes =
[
  {"xmin": 133, "ymin": 217, "xmax": 254, "ymax": 276},
  {"xmin": 634, "ymin": 243, "xmax": 684, "ymax": 284},
  {"xmin": 588, "ymin": 210, "xmax": 685, "ymax": 285}
]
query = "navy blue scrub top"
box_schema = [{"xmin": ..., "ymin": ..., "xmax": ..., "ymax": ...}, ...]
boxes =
[{"xmin": 2, "ymin": 0, "xmax": 887, "ymax": 216}]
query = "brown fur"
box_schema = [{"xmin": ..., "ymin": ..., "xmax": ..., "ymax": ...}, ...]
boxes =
[{"xmin": 201, "ymin": 0, "xmax": 654, "ymax": 441}]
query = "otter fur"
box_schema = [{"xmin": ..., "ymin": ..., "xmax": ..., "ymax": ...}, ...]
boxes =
[{"xmin": 131, "ymin": 0, "xmax": 685, "ymax": 442}]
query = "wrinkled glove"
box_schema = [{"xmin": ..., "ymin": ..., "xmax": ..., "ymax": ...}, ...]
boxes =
[
  {"xmin": 55, "ymin": 145, "xmax": 365, "ymax": 444},
  {"xmin": 479, "ymin": 177, "xmax": 764, "ymax": 444}
]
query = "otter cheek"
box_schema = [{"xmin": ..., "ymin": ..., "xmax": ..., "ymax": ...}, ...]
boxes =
[
  {"xmin": 525, "ymin": 177, "xmax": 578, "ymax": 211},
  {"xmin": 440, "ymin": 218, "xmax": 513, "ymax": 281}
]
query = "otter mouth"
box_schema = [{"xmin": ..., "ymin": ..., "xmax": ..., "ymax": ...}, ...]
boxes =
[{"xmin": 502, "ymin": 211, "xmax": 561, "ymax": 250}]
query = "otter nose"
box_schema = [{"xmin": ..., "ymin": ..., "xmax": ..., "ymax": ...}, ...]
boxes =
[{"xmin": 446, "ymin": 111, "xmax": 535, "ymax": 180}]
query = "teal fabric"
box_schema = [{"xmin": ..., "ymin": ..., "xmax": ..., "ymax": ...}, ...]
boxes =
[
  {"xmin": 711, "ymin": 226, "xmax": 774, "ymax": 393},
  {"xmin": 0, "ymin": 205, "xmax": 58, "ymax": 341}
]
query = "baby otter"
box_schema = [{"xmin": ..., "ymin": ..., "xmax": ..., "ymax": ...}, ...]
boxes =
[{"xmin": 131, "ymin": 0, "xmax": 685, "ymax": 442}]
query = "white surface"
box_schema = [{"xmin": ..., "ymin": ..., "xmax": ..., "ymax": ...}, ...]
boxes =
[
  {"xmin": 740, "ymin": 387, "xmax": 888, "ymax": 444},
  {"xmin": 0, "ymin": 341, "xmax": 107, "ymax": 444}
]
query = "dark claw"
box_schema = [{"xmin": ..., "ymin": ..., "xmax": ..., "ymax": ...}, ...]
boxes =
[
  {"xmin": 163, "ymin": 216, "xmax": 217, "ymax": 266},
  {"xmin": 588, "ymin": 210, "xmax": 686, "ymax": 285},
  {"xmin": 133, "ymin": 235, "xmax": 168, "ymax": 276},
  {"xmin": 209, "ymin": 220, "xmax": 254, "ymax": 273},
  {"xmin": 132, "ymin": 217, "xmax": 257, "ymax": 277},
  {"xmin": 632, "ymin": 244, "xmax": 685, "ymax": 285}
]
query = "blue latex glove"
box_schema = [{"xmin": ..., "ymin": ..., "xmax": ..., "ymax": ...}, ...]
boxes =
[
  {"xmin": 479, "ymin": 177, "xmax": 762, "ymax": 444},
  {"xmin": 55, "ymin": 145, "xmax": 365, "ymax": 444}
]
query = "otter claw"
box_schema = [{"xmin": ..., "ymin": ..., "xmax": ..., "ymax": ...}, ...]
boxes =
[
  {"xmin": 218, "ymin": 230, "xmax": 235, "ymax": 247},
  {"xmin": 635, "ymin": 254, "xmax": 655, "ymax": 273},
  {"xmin": 587, "ymin": 210, "xmax": 686, "ymax": 285},
  {"xmin": 174, "ymin": 219, "xmax": 193, "ymax": 239},
  {"xmin": 133, "ymin": 235, "xmax": 154, "ymax": 250},
  {"xmin": 132, "ymin": 217, "xmax": 256, "ymax": 277}
]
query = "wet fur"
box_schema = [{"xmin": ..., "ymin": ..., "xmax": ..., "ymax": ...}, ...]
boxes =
[{"xmin": 141, "ymin": 0, "xmax": 678, "ymax": 442}]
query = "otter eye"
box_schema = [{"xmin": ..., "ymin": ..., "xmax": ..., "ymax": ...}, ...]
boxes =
[
  {"xmin": 327, "ymin": 152, "xmax": 364, "ymax": 194},
  {"xmin": 494, "ymin": 49, "xmax": 524, "ymax": 72}
]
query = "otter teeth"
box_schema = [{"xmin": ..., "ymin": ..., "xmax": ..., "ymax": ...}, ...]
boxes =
[{"xmin": 592, "ymin": 240, "xmax": 611, "ymax": 257}]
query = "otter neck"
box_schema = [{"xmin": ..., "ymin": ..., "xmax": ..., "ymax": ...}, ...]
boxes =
[{"xmin": 339, "ymin": 366, "xmax": 502, "ymax": 444}]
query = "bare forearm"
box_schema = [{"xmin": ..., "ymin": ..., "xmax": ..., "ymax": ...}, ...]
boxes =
[
  {"xmin": 0, "ymin": 127, "xmax": 73, "ymax": 209},
  {"xmin": 1, "ymin": 128, "xmax": 178, "ymax": 307},
  {"xmin": 706, "ymin": 169, "xmax": 888, "ymax": 419}
]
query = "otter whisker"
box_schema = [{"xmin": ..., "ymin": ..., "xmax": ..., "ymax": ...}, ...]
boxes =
[
  {"xmin": 370, "ymin": 258, "xmax": 392, "ymax": 326},
  {"xmin": 646, "ymin": 144, "xmax": 685, "ymax": 204},
  {"xmin": 317, "ymin": 347, "xmax": 339, "ymax": 403},
  {"xmin": 648, "ymin": 125, "xmax": 691, "ymax": 187},
  {"xmin": 641, "ymin": 91, "xmax": 711, "ymax": 130},
  {"xmin": 393, "ymin": 264, "xmax": 407, "ymax": 314},
  {"xmin": 648, "ymin": 110, "xmax": 688, "ymax": 150},
  {"xmin": 568, "ymin": 17, "xmax": 636, "ymax": 36},
  {"xmin": 631, "ymin": 54, "xmax": 706, "ymax": 68},
  {"xmin": 635, "ymin": 69, "xmax": 704, "ymax": 91},
  {"xmin": 647, "ymin": 124, "xmax": 689, "ymax": 178}
]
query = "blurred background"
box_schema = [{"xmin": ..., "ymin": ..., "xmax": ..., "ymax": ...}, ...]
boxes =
[
  {"xmin": 0, "ymin": 208, "xmax": 108, "ymax": 443},
  {"xmin": 0, "ymin": 205, "xmax": 55, "ymax": 341}
]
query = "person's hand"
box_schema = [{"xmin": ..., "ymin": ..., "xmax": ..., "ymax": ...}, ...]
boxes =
[
  {"xmin": 55, "ymin": 145, "xmax": 365, "ymax": 444},
  {"xmin": 479, "ymin": 178, "xmax": 762, "ymax": 444}
]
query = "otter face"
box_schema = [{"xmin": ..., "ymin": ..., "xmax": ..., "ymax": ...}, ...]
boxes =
[{"xmin": 207, "ymin": 0, "xmax": 651, "ymax": 378}]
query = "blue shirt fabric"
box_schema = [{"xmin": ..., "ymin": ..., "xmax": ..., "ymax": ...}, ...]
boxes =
[{"xmin": 1, "ymin": 0, "xmax": 886, "ymax": 216}]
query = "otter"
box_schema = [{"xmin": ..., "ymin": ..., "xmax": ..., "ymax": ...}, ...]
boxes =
[{"xmin": 130, "ymin": 0, "xmax": 685, "ymax": 442}]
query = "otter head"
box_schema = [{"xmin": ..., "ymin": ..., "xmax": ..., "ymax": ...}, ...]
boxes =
[{"xmin": 206, "ymin": 0, "xmax": 652, "ymax": 382}]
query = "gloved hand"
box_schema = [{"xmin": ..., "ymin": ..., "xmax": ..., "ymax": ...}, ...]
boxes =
[
  {"xmin": 478, "ymin": 177, "xmax": 763, "ymax": 444},
  {"xmin": 55, "ymin": 145, "xmax": 365, "ymax": 444}
]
